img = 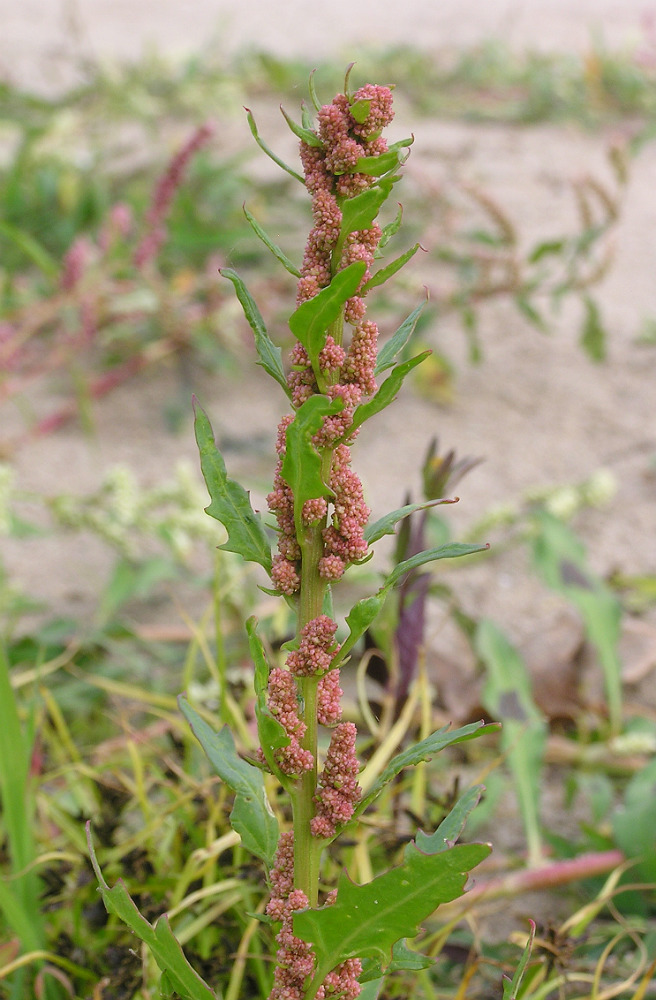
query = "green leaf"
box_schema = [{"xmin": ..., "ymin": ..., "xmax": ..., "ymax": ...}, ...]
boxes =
[
  {"xmin": 358, "ymin": 978, "xmax": 384, "ymax": 1000},
  {"xmin": 0, "ymin": 220, "xmax": 59, "ymax": 279},
  {"xmin": 295, "ymin": 840, "xmax": 490, "ymax": 993},
  {"xmin": 349, "ymin": 98, "xmax": 371, "ymax": 124},
  {"xmin": 351, "ymin": 352, "xmax": 429, "ymax": 432},
  {"xmin": 528, "ymin": 238, "xmax": 566, "ymax": 263},
  {"xmin": 361, "ymin": 938, "xmax": 433, "ymax": 986},
  {"xmin": 532, "ymin": 511, "xmax": 622, "ymax": 733},
  {"xmin": 352, "ymin": 140, "xmax": 412, "ymax": 177},
  {"xmin": 194, "ymin": 401, "xmax": 272, "ymax": 573},
  {"xmin": 280, "ymin": 105, "xmax": 323, "ymax": 147},
  {"xmin": 364, "ymin": 498, "xmax": 456, "ymax": 545},
  {"xmin": 329, "ymin": 542, "xmax": 486, "ymax": 671},
  {"xmin": 339, "ymin": 177, "xmax": 398, "ymax": 239},
  {"xmin": 243, "ymin": 207, "xmax": 301, "ymax": 278},
  {"xmin": 87, "ymin": 825, "xmax": 217, "ymax": 1000},
  {"xmin": 384, "ymin": 542, "xmax": 489, "ymax": 593},
  {"xmin": 515, "ymin": 295, "xmax": 547, "ymax": 331},
  {"xmin": 357, "ymin": 723, "xmax": 496, "ymax": 817},
  {"xmin": 580, "ymin": 295, "xmax": 607, "ymax": 362},
  {"xmin": 374, "ymin": 301, "xmax": 426, "ymax": 375},
  {"xmin": 362, "ymin": 243, "xmax": 421, "ymax": 293},
  {"xmin": 179, "ymin": 697, "xmax": 279, "ymax": 868},
  {"xmin": 245, "ymin": 108, "xmax": 304, "ymax": 183},
  {"xmin": 220, "ymin": 269, "xmax": 290, "ymax": 398},
  {"xmin": 281, "ymin": 394, "xmax": 343, "ymax": 518},
  {"xmin": 289, "ymin": 262, "xmax": 366, "ymax": 372},
  {"xmin": 503, "ymin": 921, "xmax": 536, "ymax": 1000},
  {"xmin": 476, "ymin": 620, "xmax": 546, "ymax": 866},
  {"xmin": 416, "ymin": 785, "xmax": 486, "ymax": 853},
  {"xmin": 246, "ymin": 616, "xmax": 290, "ymax": 780},
  {"xmin": 331, "ymin": 594, "xmax": 385, "ymax": 669},
  {"xmin": 308, "ymin": 71, "xmax": 321, "ymax": 113},
  {"xmin": 611, "ymin": 759, "xmax": 656, "ymax": 882},
  {"xmin": 379, "ymin": 205, "xmax": 403, "ymax": 251}
]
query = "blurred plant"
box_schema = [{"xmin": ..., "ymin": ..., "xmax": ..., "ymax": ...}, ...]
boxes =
[
  {"xmin": 0, "ymin": 124, "xmax": 257, "ymax": 451},
  {"xmin": 411, "ymin": 146, "xmax": 628, "ymax": 364}
]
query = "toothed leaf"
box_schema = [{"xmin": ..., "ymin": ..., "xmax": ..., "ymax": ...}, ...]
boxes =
[
  {"xmin": 294, "ymin": 839, "xmax": 489, "ymax": 985},
  {"xmin": 194, "ymin": 402, "xmax": 272, "ymax": 572}
]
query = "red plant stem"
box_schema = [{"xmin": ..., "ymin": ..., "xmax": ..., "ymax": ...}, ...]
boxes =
[{"xmin": 460, "ymin": 849, "xmax": 625, "ymax": 905}]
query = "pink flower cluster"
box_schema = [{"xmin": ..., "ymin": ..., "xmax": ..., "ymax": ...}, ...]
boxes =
[
  {"xmin": 311, "ymin": 722, "xmax": 361, "ymax": 840},
  {"xmin": 134, "ymin": 122, "xmax": 214, "ymax": 269},
  {"xmin": 265, "ymin": 668, "xmax": 314, "ymax": 776},
  {"xmin": 319, "ymin": 444, "xmax": 370, "ymax": 582},
  {"xmin": 266, "ymin": 832, "xmax": 316, "ymax": 1000},
  {"xmin": 287, "ymin": 615, "xmax": 340, "ymax": 677},
  {"xmin": 267, "ymin": 87, "xmax": 396, "ymax": 594},
  {"xmin": 266, "ymin": 832, "xmax": 362, "ymax": 1000}
]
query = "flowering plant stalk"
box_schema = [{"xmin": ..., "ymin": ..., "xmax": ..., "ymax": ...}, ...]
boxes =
[{"xmin": 88, "ymin": 71, "xmax": 495, "ymax": 1000}]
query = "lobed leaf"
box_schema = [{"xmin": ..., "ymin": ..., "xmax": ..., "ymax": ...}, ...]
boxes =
[
  {"xmin": 362, "ymin": 243, "xmax": 421, "ymax": 293},
  {"xmin": 87, "ymin": 825, "xmax": 217, "ymax": 1000},
  {"xmin": 179, "ymin": 697, "xmax": 279, "ymax": 868},
  {"xmin": 295, "ymin": 839, "xmax": 490, "ymax": 993},
  {"xmin": 357, "ymin": 723, "xmax": 497, "ymax": 815},
  {"xmin": 194, "ymin": 401, "xmax": 272, "ymax": 573},
  {"xmin": 374, "ymin": 301, "xmax": 426, "ymax": 375},
  {"xmin": 220, "ymin": 269, "xmax": 290, "ymax": 397},
  {"xmin": 243, "ymin": 207, "xmax": 301, "ymax": 278},
  {"xmin": 351, "ymin": 352, "xmax": 430, "ymax": 432},
  {"xmin": 289, "ymin": 262, "xmax": 366, "ymax": 372}
]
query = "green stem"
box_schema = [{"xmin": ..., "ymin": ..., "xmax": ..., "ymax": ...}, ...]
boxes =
[{"xmin": 292, "ymin": 515, "xmax": 327, "ymax": 907}]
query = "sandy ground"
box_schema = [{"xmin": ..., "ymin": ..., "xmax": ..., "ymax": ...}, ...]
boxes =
[
  {"xmin": 1, "ymin": 0, "xmax": 655, "ymax": 94},
  {"xmin": 2, "ymin": 1, "xmax": 656, "ymax": 705}
]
